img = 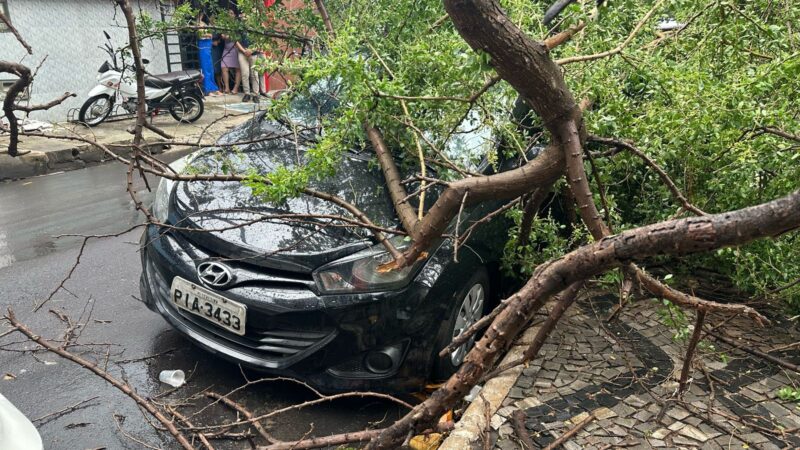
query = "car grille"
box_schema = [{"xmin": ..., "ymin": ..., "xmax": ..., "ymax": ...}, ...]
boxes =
[{"xmin": 146, "ymin": 259, "xmax": 336, "ymax": 364}]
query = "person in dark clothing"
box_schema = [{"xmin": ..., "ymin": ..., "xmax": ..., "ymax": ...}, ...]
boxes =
[{"xmin": 211, "ymin": 32, "xmax": 224, "ymax": 92}]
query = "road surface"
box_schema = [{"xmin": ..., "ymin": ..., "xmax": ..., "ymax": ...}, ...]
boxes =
[{"xmin": 0, "ymin": 160, "xmax": 402, "ymax": 449}]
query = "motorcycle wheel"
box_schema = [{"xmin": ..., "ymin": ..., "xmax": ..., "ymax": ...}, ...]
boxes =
[
  {"xmin": 78, "ymin": 94, "xmax": 115, "ymax": 127},
  {"xmin": 169, "ymin": 93, "xmax": 204, "ymax": 123}
]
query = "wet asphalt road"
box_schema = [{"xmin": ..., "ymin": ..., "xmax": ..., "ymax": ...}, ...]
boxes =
[{"xmin": 0, "ymin": 161, "xmax": 402, "ymax": 449}]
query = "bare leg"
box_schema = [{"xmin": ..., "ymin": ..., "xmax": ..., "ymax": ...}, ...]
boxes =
[
  {"xmin": 221, "ymin": 68, "xmax": 231, "ymax": 94},
  {"xmin": 215, "ymin": 71, "xmax": 223, "ymax": 92},
  {"xmin": 232, "ymin": 69, "xmax": 241, "ymax": 94}
]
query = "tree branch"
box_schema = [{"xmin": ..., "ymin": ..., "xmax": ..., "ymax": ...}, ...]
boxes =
[
  {"xmin": 589, "ymin": 135, "xmax": 707, "ymax": 216},
  {"xmin": 555, "ymin": 0, "xmax": 665, "ymax": 65},
  {"xmin": 0, "ymin": 10, "xmax": 32, "ymax": 54},
  {"xmin": 4, "ymin": 308, "xmax": 195, "ymax": 450}
]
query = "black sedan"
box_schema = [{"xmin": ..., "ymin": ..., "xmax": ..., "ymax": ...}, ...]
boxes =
[{"xmin": 138, "ymin": 87, "xmax": 529, "ymax": 392}]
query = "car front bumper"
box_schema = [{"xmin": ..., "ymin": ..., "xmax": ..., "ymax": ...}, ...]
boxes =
[{"xmin": 138, "ymin": 225, "xmax": 447, "ymax": 392}]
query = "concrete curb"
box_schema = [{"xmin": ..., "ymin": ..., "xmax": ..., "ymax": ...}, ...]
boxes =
[
  {"xmin": 439, "ymin": 325, "xmax": 538, "ymax": 450},
  {"xmin": 0, "ymin": 141, "xmax": 167, "ymax": 181}
]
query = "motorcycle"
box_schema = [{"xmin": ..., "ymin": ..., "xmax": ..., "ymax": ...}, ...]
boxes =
[{"xmin": 79, "ymin": 31, "xmax": 205, "ymax": 127}]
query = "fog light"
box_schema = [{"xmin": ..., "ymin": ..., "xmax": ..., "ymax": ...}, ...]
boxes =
[
  {"xmin": 365, "ymin": 345, "xmax": 403, "ymax": 374},
  {"xmin": 365, "ymin": 352, "xmax": 393, "ymax": 374},
  {"xmin": 327, "ymin": 341, "xmax": 408, "ymax": 379}
]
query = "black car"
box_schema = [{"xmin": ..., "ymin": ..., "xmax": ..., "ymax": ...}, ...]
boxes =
[{"xmin": 138, "ymin": 84, "xmax": 529, "ymax": 392}]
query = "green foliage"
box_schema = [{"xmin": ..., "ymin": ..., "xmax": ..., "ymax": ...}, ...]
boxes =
[
  {"xmin": 138, "ymin": 0, "xmax": 799, "ymax": 312},
  {"xmin": 656, "ymin": 299, "xmax": 691, "ymax": 341},
  {"xmin": 777, "ymin": 387, "xmax": 800, "ymax": 402}
]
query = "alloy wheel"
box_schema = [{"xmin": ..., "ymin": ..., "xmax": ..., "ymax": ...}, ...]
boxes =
[{"xmin": 450, "ymin": 283, "xmax": 485, "ymax": 366}]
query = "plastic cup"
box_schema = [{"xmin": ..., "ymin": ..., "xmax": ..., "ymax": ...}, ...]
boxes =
[{"xmin": 158, "ymin": 370, "xmax": 186, "ymax": 387}]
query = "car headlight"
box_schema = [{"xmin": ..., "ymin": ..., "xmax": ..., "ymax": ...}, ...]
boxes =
[
  {"xmin": 152, "ymin": 155, "xmax": 192, "ymax": 223},
  {"xmin": 313, "ymin": 236, "xmax": 422, "ymax": 294}
]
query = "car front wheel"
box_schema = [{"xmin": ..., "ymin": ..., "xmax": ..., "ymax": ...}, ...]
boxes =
[{"xmin": 432, "ymin": 268, "xmax": 490, "ymax": 379}]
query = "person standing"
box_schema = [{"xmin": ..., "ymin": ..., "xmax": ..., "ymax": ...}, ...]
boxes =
[
  {"xmin": 220, "ymin": 34, "xmax": 241, "ymax": 95},
  {"xmin": 235, "ymin": 30, "xmax": 265, "ymax": 103},
  {"xmin": 211, "ymin": 32, "xmax": 224, "ymax": 93}
]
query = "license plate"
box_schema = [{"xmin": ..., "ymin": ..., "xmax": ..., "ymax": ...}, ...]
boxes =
[{"xmin": 170, "ymin": 277, "xmax": 247, "ymax": 336}]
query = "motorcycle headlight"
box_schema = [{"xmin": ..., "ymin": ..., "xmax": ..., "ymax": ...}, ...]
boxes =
[
  {"xmin": 152, "ymin": 155, "xmax": 192, "ymax": 223},
  {"xmin": 313, "ymin": 236, "xmax": 422, "ymax": 294}
]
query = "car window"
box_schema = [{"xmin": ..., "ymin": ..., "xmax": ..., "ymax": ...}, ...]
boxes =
[
  {"xmin": 282, "ymin": 78, "xmax": 341, "ymax": 128},
  {"xmin": 441, "ymin": 110, "xmax": 497, "ymax": 174}
]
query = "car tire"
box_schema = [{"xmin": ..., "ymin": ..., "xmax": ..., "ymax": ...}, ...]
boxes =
[
  {"xmin": 78, "ymin": 94, "xmax": 114, "ymax": 127},
  {"xmin": 432, "ymin": 267, "xmax": 490, "ymax": 380}
]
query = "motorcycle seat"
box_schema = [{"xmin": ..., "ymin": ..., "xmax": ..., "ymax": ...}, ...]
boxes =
[{"xmin": 145, "ymin": 70, "xmax": 202, "ymax": 89}]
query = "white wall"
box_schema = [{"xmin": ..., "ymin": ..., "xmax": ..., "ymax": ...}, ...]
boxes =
[{"xmin": 0, "ymin": 0, "xmax": 174, "ymax": 122}]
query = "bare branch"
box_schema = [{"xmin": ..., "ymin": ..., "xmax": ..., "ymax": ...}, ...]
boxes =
[
  {"xmin": 679, "ymin": 310, "xmax": 706, "ymax": 394},
  {"xmin": 364, "ymin": 124, "xmax": 419, "ymax": 232},
  {"xmin": 205, "ymin": 392, "xmax": 278, "ymax": 444},
  {"xmin": 4, "ymin": 308, "xmax": 195, "ymax": 450},
  {"xmin": 257, "ymin": 422, "xmax": 454, "ymax": 450},
  {"xmin": 14, "ymin": 92, "xmax": 77, "ymax": 113},
  {"xmin": 542, "ymin": 413, "xmax": 595, "ymax": 450},
  {"xmin": 555, "ymin": 0, "xmax": 666, "ymax": 65},
  {"xmin": 589, "ymin": 135, "xmax": 707, "ymax": 216},
  {"xmin": 544, "ymin": 20, "xmax": 587, "ymax": 50},
  {"xmin": 0, "ymin": 10, "xmax": 32, "ymax": 54},
  {"xmin": 313, "ymin": 0, "xmax": 336, "ymax": 38}
]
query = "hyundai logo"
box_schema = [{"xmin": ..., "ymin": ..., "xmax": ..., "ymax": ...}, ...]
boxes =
[{"xmin": 197, "ymin": 262, "xmax": 234, "ymax": 288}]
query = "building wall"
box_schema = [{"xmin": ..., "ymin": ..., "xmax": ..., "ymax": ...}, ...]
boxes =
[{"xmin": 0, "ymin": 0, "xmax": 174, "ymax": 122}]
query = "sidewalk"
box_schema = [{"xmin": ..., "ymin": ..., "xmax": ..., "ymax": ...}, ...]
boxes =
[
  {"xmin": 442, "ymin": 294, "xmax": 800, "ymax": 450},
  {"xmin": 0, "ymin": 94, "xmax": 268, "ymax": 181}
]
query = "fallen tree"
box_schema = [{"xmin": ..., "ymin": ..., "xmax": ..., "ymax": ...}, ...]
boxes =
[{"xmin": 2, "ymin": 0, "xmax": 799, "ymax": 448}]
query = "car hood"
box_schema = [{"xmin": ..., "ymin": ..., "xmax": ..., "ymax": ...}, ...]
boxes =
[{"xmin": 172, "ymin": 117, "xmax": 399, "ymax": 273}]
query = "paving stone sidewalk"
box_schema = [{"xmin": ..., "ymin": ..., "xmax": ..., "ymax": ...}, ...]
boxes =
[{"xmin": 488, "ymin": 294, "xmax": 800, "ymax": 450}]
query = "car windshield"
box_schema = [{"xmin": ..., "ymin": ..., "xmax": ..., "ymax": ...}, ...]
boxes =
[
  {"xmin": 281, "ymin": 78, "xmax": 341, "ymax": 128},
  {"xmin": 440, "ymin": 110, "xmax": 496, "ymax": 174}
]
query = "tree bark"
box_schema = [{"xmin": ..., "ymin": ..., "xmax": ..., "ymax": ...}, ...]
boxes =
[
  {"xmin": 365, "ymin": 124, "xmax": 419, "ymax": 233},
  {"xmin": 115, "ymin": 0, "xmax": 147, "ymax": 146}
]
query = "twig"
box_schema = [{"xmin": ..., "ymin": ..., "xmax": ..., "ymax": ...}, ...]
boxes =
[
  {"xmin": 542, "ymin": 413, "xmax": 595, "ymax": 450},
  {"xmin": 555, "ymin": 0, "xmax": 665, "ymax": 65},
  {"xmin": 168, "ymin": 405, "xmax": 216, "ymax": 450},
  {"xmin": 312, "ymin": 0, "xmax": 336, "ymax": 38},
  {"xmin": 767, "ymin": 276, "xmax": 800, "ymax": 294},
  {"xmin": 205, "ymin": 392, "xmax": 278, "ymax": 444},
  {"xmin": 752, "ymin": 126, "xmax": 800, "ymax": 143},
  {"xmin": 0, "ymin": 10, "xmax": 32, "ymax": 54},
  {"xmin": 510, "ymin": 409, "xmax": 536, "ymax": 450},
  {"xmin": 33, "ymin": 396, "xmax": 100, "ymax": 425},
  {"xmin": 4, "ymin": 308, "xmax": 194, "ymax": 450},
  {"xmin": 453, "ymin": 190, "xmax": 470, "ymax": 262},
  {"xmin": 14, "ymin": 92, "xmax": 77, "ymax": 113},
  {"xmin": 544, "ymin": 21, "xmax": 587, "ymax": 49},
  {"xmin": 257, "ymin": 422, "xmax": 454, "ymax": 450},
  {"xmin": 33, "ymin": 238, "xmax": 88, "ymax": 312},
  {"xmin": 706, "ymin": 330, "xmax": 800, "ymax": 373},
  {"xmin": 112, "ymin": 413, "xmax": 162, "ymax": 450},
  {"xmin": 589, "ymin": 135, "xmax": 706, "ymax": 216},
  {"xmin": 142, "ymin": 121, "xmax": 174, "ymax": 139},
  {"xmin": 482, "ymin": 282, "xmax": 583, "ymax": 381},
  {"xmin": 679, "ymin": 310, "xmax": 706, "ymax": 394}
]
